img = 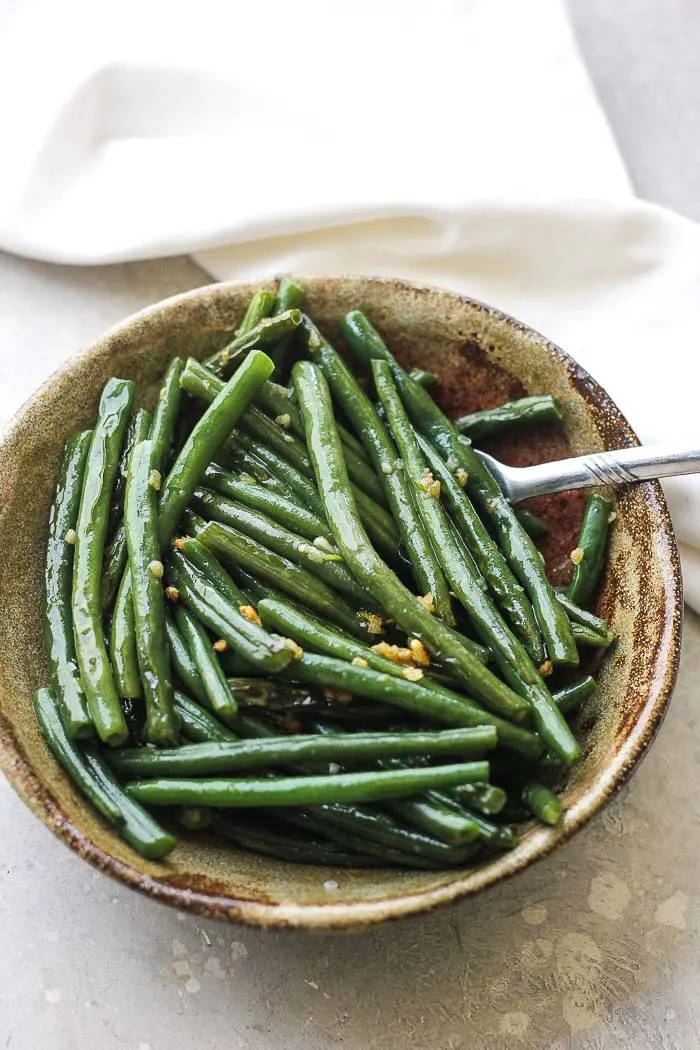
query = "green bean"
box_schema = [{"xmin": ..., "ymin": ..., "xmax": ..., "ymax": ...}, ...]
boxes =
[
  {"xmin": 567, "ymin": 492, "xmax": 613, "ymax": 606},
  {"xmin": 161, "ymin": 349, "xmax": 274, "ymax": 545},
  {"xmin": 196, "ymin": 519, "xmax": 368, "ymax": 639},
  {"xmin": 281, "ymin": 809, "xmax": 453, "ymax": 869},
  {"xmin": 269, "ymin": 276, "xmax": 305, "ymax": 373},
  {"xmin": 555, "ymin": 591, "xmax": 610, "ymax": 636},
  {"xmin": 33, "ymin": 688, "xmax": 122, "ymax": 823},
  {"xmin": 292, "ymin": 362, "xmax": 534, "ymax": 722},
  {"xmin": 108, "ymin": 409, "xmax": 152, "ymax": 539},
  {"xmin": 110, "ymin": 564, "xmax": 142, "ymax": 699},
  {"xmin": 515, "ymin": 509, "xmax": 549, "ymax": 539},
  {"xmin": 553, "ymin": 676, "xmax": 597, "ymax": 716},
  {"xmin": 174, "ymin": 603, "xmax": 238, "ymax": 724},
  {"xmin": 284, "ymin": 652, "xmax": 543, "ymax": 760},
  {"xmin": 126, "ymin": 759, "xmax": 490, "ymax": 809},
  {"xmin": 386, "ymin": 796, "xmax": 481, "ymax": 845},
  {"xmin": 149, "ymin": 357, "xmax": 185, "ymax": 473},
  {"xmin": 44, "ymin": 431, "xmax": 94, "ymax": 738},
  {"xmin": 219, "ymin": 436, "xmax": 296, "ymax": 499},
  {"xmin": 232, "ymin": 428, "xmax": 327, "ymax": 518},
  {"xmin": 101, "ymin": 526, "xmax": 128, "ymax": 613},
  {"xmin": 167, "ymin": 549, "xmax": 294, "ymax": 672},
  {"xmin": 212, "ymin": 814, "xmax": 379, "ymax": 867},
  {"xmin": 174, "ymin": 690, "xmax": 239, "ymax": 743},
  {"xmin": 454, "ymin": 395, "xmax": 563, "ymax": 440},
  {"xmin": 180, "ymin": 356, "xmax": 387, "ymax": 508},
  {"xmin": 257, "ymin": 377, "xmax": 370, "ymax": 464},
  {"xmin": 378, "ymin": 364, "xmax": 579, "ymax": 762},
  {"xmin": 125, "ymin": 439, "xmax": 179, "ymax": 745},
  {"xmin": 428, "ymin": 792, "xmax": 520, "ymax": 849},
  {"xmin": 302, "ymin": 316, "xmax": 453, "ymax": 622},
  {"xmin": 164, "ymin": 611, "xmax": 208, "ymax": 705},
  {"xmin": 178, "ymin": 805, "xmax": 213, "ymax": 830},
  {"xmin": 408, "ymin": 367, "xmax": 438, "ymax": 389},
  {"xmin": 73, "ymin": 377, "xmax": 134, "ymax": 746},
  {"xmin": 571, "ymin": 623, "xmax": 615, "ymax": 649},
  {"xmin": 204, "ymin": 305, "xmax": 300, "ymax": 377},
  {"xmin": 191, "ymin": 488, "xmax": 368, "ymax": 604},
  {"xmin": 176, "ymin": 533, "xmax": 248, "ymax": 608},
  {"xmin": 341, "ymin": 310, "xmax": 578, "ymax": 666},
  {"xmin": 446, "ymin": 781, "xmax": 507, "ymax": 815},
  {"xmin": 309, "ymin": 801, "xmax": 480, "ymax": 863},
  {"xmin": 109, "ymin": 726, "xmax": 495, "ymax": 778},
  {"xmin": 521, "ymin": 781, "xmax": 563, "ymax": 825},
  {"xmin": 239, "ymin": 289, "xmax": 278, "ymax": 334},
  {"xmin": 82, "ymin": 748, "xmax": 176, "ymax": 859},
  {"xmin": 204, "ymin": 462, "xmax": 332, "ymax": 542},
  {"xmin": 229, "ymin": 678, "xmax": 395, "ymax": 721},
  {"xmin": 416, "ymin": 436, "xmax": 543, "ymax": 662},
  {"xmin": 257, "ymin": 597, "xmax": 489, "ymax": 686}
]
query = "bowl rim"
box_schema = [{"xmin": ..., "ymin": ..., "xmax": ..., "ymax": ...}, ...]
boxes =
[{"xmin": 0, "ymin": 275, "xmax": 683, "ymax": 931}]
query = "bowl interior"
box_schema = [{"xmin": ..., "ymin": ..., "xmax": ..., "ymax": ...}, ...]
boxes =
[{"xmin": 0, "ymin": 277, "xmax": 682, "ymax": 929}]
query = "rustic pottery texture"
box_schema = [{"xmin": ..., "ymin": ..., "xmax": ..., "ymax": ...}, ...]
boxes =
[{"xmin": 0, "ymin": 277, "xmax": 682, "ymax": 930}]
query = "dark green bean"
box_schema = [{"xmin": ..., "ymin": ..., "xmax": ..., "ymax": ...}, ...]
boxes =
[
  {"xmin": 174, "ymin": 690, "xmax": 239, "ymax": 743},
  {"xmin": 191, "ymin": 488, "xmax": 368, "ymax": 604},
  {"xmin": 555, "ymin": 591, "xmax": 610, "ymax": 636},
  {"xmin": 269, "ymin": 276, "xmax": 305, "ymax": 373},
  {"xmin": 232, "ymin": 428, "xmax": 327, "ymax": 518},
  {"xmin": 167, "ymin": 549, "xmax": 295, "ymax": 672},
  {"xmin": 515, "ymin": 509, "xmax": 549, "ymax": 539},
  {"xmin": 408, "ymin": 367, "xmax": 438, "ymax": 389},
  {"xmin": 165, "ymin": 612, "xmax": 208, "ymax": 706},
  {"xmin": 521, "ymin": 781, "xmax": 563, "ymax": 825},
  {"xmin": 257, "ymin": 377, "xmax": 370, "ymax": 464},
  {"xmin": 204, "ymin": 462, "xmax": 332, "ymax": 542},
  {"xmin": 33, "ymin": 687, "xmax": 121, "ymax": 824},
  {"xmin": 428, "ymin": 792, "xmax": 520, "ymax": 849},
  {"xmin": 454, "ymin": 395, "xmax": 563, "ymax": 440},
  {"xmin": 571, "ymin": 623, "xmax": 615, "ymax": 649},
  {"xmin": 73, "ymin": 377, "xmax": 134, "ymax": 746},
  {"xmin": 567, "ymin": 492, "xmax": 613, "ymax": 606},
  {"xmin": 292, "ymin": 361, "xmax": 534, "ymax": 721},
  {"xmin": 101, "ymin": 526, "xmax": 128, "ymax": 613},
  {"xmin": 204, "ymin": 305, "xmax": 300, "ymax": 377},
  {"xmin": 386, "ymin": 796, "xmax": 481, "ymax": 845},
  {"xmin": 126, "ymin": 760, "xmax": 490, "ymax": 808},
  {"xmin": 302, "ymin": 316, "xmax": 453, "ymax": 622},
  {"xmin": 82, "ymin": 748, "xmax": 176, "ymax": 859},
  {"xmin": 446, "ymin": 781, "xmax": 507, "ymax": 815},
  {"xmin": 149, "ymin": 357, "xmax": 185, "ymax": 473},
  {"xmin": 111, "ymin": 563, "xmax": 142, "ymax": 699},
  {"xmin": 108, "ymin": 409, "xmax": 152, "ymax": 539},
  {"xmin": 283, "ymin": 652, "xmax": 543, "ymax": 760},
  {"xmin": 178, "ymin": 805, "xmax": 213, "ymax": 830},
  {"xmin": 416, "ymin": 436, "xmax": 543, "ymax": 662},
  {"xmin": 196, "ymin": 519, "xmax": 368, "ymax": 639},
  {"xmin": 125, "ymin": 439, "xmax": 179, "ymax": 745},
  {"xmin": 553, "ymin": 676, "xmax": 597, "ymax": 716},
  {"xmin": 340, "ymin": 310, "xmax": 578, "ymax": 666},
  {"xmin": 174, "ymin": 603, "xmax": 238, "ymax": 725},
  {"xmin": 177, "ymin": 533, "xmax": 248, "ymax": 608},
  {"xmin": 44, "ymin": 431, "xmax": 94, "ymax": 738},
  {"xmin": 161, "ymin": 349, "xmax": 274, "ymax": 544},
  {"xmin": 212, "ymin": 814, "xmax": 379, "ymax": 867}
]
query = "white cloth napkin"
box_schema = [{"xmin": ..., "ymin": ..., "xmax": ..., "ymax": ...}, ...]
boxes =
[{"xmin": 1, "ymin": 0, "xmax": 699, "ymax": 605}]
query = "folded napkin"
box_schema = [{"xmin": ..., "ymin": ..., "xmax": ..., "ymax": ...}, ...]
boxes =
[{"xmin": 1, "ymin": 0, "xmax": 698, "ymax": 604}]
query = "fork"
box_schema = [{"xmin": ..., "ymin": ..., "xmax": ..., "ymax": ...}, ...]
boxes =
[{"xmin": 475, "ymin": 443, "xmax": 700, "ymax": 503}]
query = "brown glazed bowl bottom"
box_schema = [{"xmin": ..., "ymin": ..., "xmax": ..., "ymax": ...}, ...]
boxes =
[{"xmin": 0, "ymin": 277, "xmax": 682, "ymax": 931}]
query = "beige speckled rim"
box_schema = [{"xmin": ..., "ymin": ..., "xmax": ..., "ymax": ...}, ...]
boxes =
[{"xmin": 0, "ymin": 277, "xmax": 683, "ymax": 931}]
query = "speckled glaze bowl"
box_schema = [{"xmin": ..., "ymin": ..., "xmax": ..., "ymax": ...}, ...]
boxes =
[{"xmin": 0, "ymin": 277, "xmax": 682, "ymax": 930}]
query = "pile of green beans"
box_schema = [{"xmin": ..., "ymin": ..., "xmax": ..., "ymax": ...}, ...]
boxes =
[{"xmin": 34, "ymin": 278, "xmax": 616, "ymax": 869}]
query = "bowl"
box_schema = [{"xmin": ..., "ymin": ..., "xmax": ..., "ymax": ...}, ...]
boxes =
[{"xmin": 0, "ymin": 276, "xmax": 682, "ymax": 930}]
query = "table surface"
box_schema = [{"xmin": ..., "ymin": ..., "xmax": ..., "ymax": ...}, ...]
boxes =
[{"xmin": 2, "ymin": 3, "xmax": 700, "ymax": 1048}]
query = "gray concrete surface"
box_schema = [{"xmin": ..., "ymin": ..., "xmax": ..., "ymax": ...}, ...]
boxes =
[{"xmin": 2, "ymin": 2, "xmax": 700, "ymax": 1047}]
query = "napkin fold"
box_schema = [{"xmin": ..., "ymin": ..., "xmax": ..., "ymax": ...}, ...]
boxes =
[{"xmin": 1, "ymin": 0, "xmax": 698, "ymax": 604}]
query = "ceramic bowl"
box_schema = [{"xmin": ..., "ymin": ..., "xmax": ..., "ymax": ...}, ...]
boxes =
[{"xmin": 0, "ymin": 277, "xmax": 682, "ymax": 930}]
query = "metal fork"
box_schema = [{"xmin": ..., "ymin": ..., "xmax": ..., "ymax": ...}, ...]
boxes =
[{"xmin": 476, "ymin": 443, "xmax": 700, "ymax": 503}]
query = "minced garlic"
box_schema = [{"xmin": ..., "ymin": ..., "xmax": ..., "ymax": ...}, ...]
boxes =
[
  {"xmin": 570, "ymin": 547, "xmax": 585, "ymax": 566},
  {"xmin": 239, "ymin": 605, "xmax": 262, "ymax": 625},
  {"xmin": 419, "ymin": 468, "xmax": 441, "ymax": 499},
  {"xmin": 408, "ymin": 638, "xmax": 430, "ymax": 666}
]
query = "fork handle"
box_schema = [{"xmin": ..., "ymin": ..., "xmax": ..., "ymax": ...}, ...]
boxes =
[{"xmin": 521, "ymin": 444, "xmax": 700, "ymax": 499}]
